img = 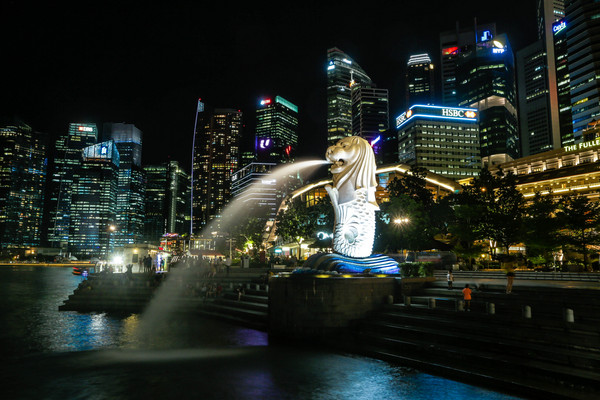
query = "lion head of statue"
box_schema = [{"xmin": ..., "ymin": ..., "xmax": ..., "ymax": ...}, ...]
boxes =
[{"xmin": 325, "ymin": 136, "xmax": 378, "ymax": 205}]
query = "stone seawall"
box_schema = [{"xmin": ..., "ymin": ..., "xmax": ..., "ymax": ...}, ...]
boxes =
[{"xmin": 268, "ymin": 275, "xmax": 397, "ymax": 341}]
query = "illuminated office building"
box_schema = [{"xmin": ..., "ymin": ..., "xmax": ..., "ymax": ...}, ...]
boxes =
[
  {"xmin": 351, "ymin": 85, "xmax": 389, "ymax": 162},
  {"xmin": 68, "ymin": 141, "xmax": 119, "ymax": 257},
  {"xmin": 255, "ymin": 96, "xmax": 298, "ymax": 163},
  {"xmin": 0, "ymin": 119, "xmax": 47, "ymax": 248},
  {"xmin": 47, "ymin": 123, "xmax": 98, "ymax": 249},
  {"xmin": 102, "ymin": 123, "xmax": 145, "ymax": 246},
  {"xmin": 231, "ymin": 162, "xmax": 279, "ymax": 220},
  {"xmin": 396, "ymin": 105, "xmax": 480, "ymax": 180},
  {"xmin": 326, "ymin": 47, "xmax": 373, "ymax": 146},
  {"xmin": 405, "ymin": 54, "xmax": 435, "ymax": 107},
  {"xmin": 440, "ymin": 21, "xmax": 497, "ymax": 106},
  {"xmin": 192, "ymin": 103, "xmax": 242, "ymax": 233},
  {"xmin": 517, "ymin": 0, "xmax": 567, "ymax": 156},
  {"xmin": 143, "ymin": 161, "xmax": 190, "ymax": 244},
  {"xmin": 456, "ymin": 33, "xmax": 520, "ymax": 161},
  {"xmin": 565, "ymin": 0, "xmax": 600, "ymax": 141}
]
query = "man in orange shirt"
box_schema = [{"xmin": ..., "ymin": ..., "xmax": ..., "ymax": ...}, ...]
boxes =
[{"xmin": 462, "ymin": 284, "xmax": 472, "ymax": 311}]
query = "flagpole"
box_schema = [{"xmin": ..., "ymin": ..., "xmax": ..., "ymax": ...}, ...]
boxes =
[{"xmin": 190, "ymin": 98, "xmax": 202, "ymax": 236}]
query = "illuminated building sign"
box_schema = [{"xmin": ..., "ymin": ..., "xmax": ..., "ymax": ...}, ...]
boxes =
[
  {"xmin": 259, "ymin": 138, "xmax": 271, "ymax": 149},
  {"xmin": 260, "ymin": 98, "xmax": 272, "ymax": 106},
  {"xmin": 78, "ymin": 126, "xmax": 94, "ymax": 132},
  {"xmin": 492, "ymin": 47, "xmax": 505, "ymax": 54},
  {"xmin": 563, "ymin": 138, "xmax": 600, "ymax": 153},
  {"xmin": 442, "ymin": 47, "xmax": 459, "ymax": 55},
  {"xmin": 396, "ymin": 105, "xmax": 478, "ymax": 129},
  {"xmin": 553, "ymin": 20, "xmax": 566, "ymax": 35},
  {"xmin": 480, "ymin": 30, "xmax": 492, "ymax": 42}
]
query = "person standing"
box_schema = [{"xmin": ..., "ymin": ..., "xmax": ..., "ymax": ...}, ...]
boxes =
[
  {"xmin": 462, "ymin": 284, "xmax": 472, "ymax": 311},
  {"xmin": 225, "ymin": 256, "xmax": 231, "ymax": 275},
  {"xmin": 447, "ymin": 271, "xmax": 454, "ymax": 289},
  {"xmin": 506, "ymin": 267, "xmax": 516, "ymax": 294}
]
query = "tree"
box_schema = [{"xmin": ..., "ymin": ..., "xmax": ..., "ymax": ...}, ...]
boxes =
[
  {"xmin": 275, "ymin": 197, "xmax": 318, "ymax": 259},
  {"xmin": 233, "ymin": 216, "xmax": 267, "ymax": 258},
  {"xmin": 556, "ymin": 194, "xmax": 600, "ymax": 269},
  {"xmin": 522, "ymin": 193, "xmax": 561, "ymax": 265}
]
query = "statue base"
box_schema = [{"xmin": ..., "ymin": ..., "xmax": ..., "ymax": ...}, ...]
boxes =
[{"xmin": 300, "ymin": 252, "xmax": 399, "ymax": 274}]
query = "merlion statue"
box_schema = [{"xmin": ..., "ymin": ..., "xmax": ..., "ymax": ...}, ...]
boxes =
[
  {"xmin": 300, "ymin": 136, "xmax": 398, "ymax": 274},
  {"xmin": 325, "ymin": 136, "xmax": 379, "ymax": 258}
]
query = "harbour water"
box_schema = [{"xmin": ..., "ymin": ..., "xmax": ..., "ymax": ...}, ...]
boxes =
[{"xmin": 0, "ymin": 266, "xmax": 522, "ymax": 399}]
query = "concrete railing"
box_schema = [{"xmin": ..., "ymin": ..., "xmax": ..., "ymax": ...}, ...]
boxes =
[{"xmin": 434, "ymin": 270, "xmax": 600, "ymax": 282}]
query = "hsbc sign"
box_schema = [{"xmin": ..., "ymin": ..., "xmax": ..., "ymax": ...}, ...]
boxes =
[{"xmin": 396, "ymin": 105, "xmax": 478, "ymax": 129}]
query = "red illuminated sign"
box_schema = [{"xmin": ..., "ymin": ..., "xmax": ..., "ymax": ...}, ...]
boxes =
[{"xmin": 442, "ymin": 47, "xmax": 459, "ymax": 55}]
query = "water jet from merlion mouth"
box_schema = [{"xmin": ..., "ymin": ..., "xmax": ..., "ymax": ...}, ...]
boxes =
[{"xmin": 134, "ymin": 159, "xmax": 331, "ymax": 341}]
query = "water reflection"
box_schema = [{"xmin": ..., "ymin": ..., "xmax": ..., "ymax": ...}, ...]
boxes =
[{"xmin": 0, "ymin": 267, "xmax": 523, "ymax": 399}]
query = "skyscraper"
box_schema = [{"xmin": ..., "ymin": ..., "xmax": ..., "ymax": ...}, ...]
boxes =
[
  {"xmin": 47, "ymin": 123, "xmax": 98, "ymax": 249},
  {"xmin": 102, "ymin": 123, "xmax": 145, "ymax": 247},
  {"xmin": 192, "ymin": 103, "xmax": 242, "ymax": 233},
  {"xmin": 565, "ymin": 0, "xmax": 600, "ymax": 141},
  {"xmin": 517, "ymin": 0, "xmax": 566, "ymax": 156},
  {"xmin": 405, "ymin": 54, "xmax": 435, "ymax": 107},
  {"xmin": 68, "ymin": 141, "xmax": 119, "ymax": 257},
  {"xmin": 326, "ymin": 47, "xmax": 373, "ymax": 145},
  {"xmin": 440, "ymin": 21, "xmax": 497, "ymax": 106},
  {"xmin": 255, "ymin": 96, "xmax": 299, "ymax": 163},
  {"xmin": 456, "ymin": 33, "xmax": 520, "ymax": 161},
  {"xmin": 351, "ymin": 85, "xmax": 389, "ymax": 162},
  {"xmin": 143, "ymin": 161, "xmax": 190, "ymax": 244},
  {"xmin": 0, "ymin": 119, "xmax": 47, "ymax": 248}
]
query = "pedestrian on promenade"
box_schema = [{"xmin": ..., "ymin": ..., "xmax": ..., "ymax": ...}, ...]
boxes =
[
  {"xmin": 447, "ymin": 271, "xmax": 454, "ymax": 289},
  {"xmin": 462, "ymin": 284, "xmax": 472, "ymax": 311},
  {"xmin": 225, "ymin": 256, "xmax": 231, "ymax": 275},
  {"xmin": 505, "ymin": 267, "xmax": 516, "ymax": 294}
]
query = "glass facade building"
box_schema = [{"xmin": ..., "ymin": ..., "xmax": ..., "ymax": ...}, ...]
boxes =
[
  {"xmin": 351, "ymin": 85, "xmax": 389, "ymax": 163},
  {"xmin": 143, "ymin": 161, "xmax": 190, "ymax": 244},
  {"xmin": 456, "ymin": 33, "xmax": 520, "ymax": 160},
  {"xmin": 102, "ymin": 123, "xmax": 145, "ymax": 247},
  {"xmin": 565, "ymin": 0, "xmax": 600, "ymax": 140},
  {"xmin": 68, "ymin": 141, "xmax": 120, "ymax": 257},
  {"xmin": 47, "ymin": 123, "xmax": 98, "ymax": 249},
  {"xmin": 0, "ymin": 119, "xmax": 47, "ymax": 248},
  {"xmin": 326, "ymin": 47, "xmax": 373, "ymax": 146},
  {"xmin": 255, "ymin": 96, "xmax": 298, "ymax": 163}
]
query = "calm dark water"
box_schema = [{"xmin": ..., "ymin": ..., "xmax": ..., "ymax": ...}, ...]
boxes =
[{"xmin": 0, "ymin": 266, "xmax": 522, "ymax": 399}]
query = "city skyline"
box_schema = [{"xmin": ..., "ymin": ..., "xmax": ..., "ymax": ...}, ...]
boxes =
[{"xmin": 2, "ymin": 2, "xmax": 537, "ymax": 169}]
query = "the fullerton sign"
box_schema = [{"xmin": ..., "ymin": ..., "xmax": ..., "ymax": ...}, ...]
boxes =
[{"xmin": 564, "ymin": 138, "xmax": 600, "ymax": 152}]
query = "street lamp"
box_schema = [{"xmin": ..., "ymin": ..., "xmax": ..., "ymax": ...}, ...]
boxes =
[
  {"xmin": 394, "ymin": 217, "xmax": 410, "ymax": 224},
  {"xmin": 106, "ymin": 224, "xmax": 116, "ymax": 259}
]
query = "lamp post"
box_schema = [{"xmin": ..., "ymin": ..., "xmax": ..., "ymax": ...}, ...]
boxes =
[{"xmin": 107, "ymin": 224, "xmax": 116, "ymax": 259}]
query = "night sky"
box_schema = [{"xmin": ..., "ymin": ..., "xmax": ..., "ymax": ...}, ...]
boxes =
[{"xmin": 2, "ymin": 1, "xmax": 537, "ymax": 170}]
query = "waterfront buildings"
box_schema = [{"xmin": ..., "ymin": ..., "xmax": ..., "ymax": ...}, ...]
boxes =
[
  {"xmin": 143, "ymin": 161, "xmax": 190, "ymax": 244},
  {"xmin": 231, "ymin": 161, "xmax": 279, "ymax": 220},
  {"xmin": 456, "ymin": 33, "xmax": 520, "ymax": 162},
  {"xmin": 405, "ymin": 54, "xmax": 435, "ymax": 107},
  {"xmin": 68, "ymin": 141, "xmax": 120, "ymax": 256},
  {"xmin": 192, "ymin": 103, "xmax": 242, "ymax": 233},
  {"xmin": 0, "ymin": 119, "xmax": 47, "ymax": 249},
  {"xmin": 102, "ymin": 123, "xmax": 145, "ymax": 247},
  {"xmin": 351, "ymin": 85, "xmax": 389, "ymax": 162},
  {"xmin": 396, "ymin": 105, "xmax": 481, "ymax": 180},
  {"xmin": 326, "ymin": 47, "xmax": 373, "ymax": 146},
  {"xmin": 255, "ymin": 96, "xmax": 299, "ymax": 163},
  {"xmin": 486, "ymin": 134, "xmax": 600, "ymax": 201},
  {"xmin": 440, "ymin": 21, "xmax": 497, "ymax": 106},
  {"xmin": 516, "ymin": 0, "xmax": 567, "ymax": 156},
  {"xmin": 47, "ymin": 123, "xmax": 98, "ymax": 249},
  {"xmin": 565, "ymin": 0, "xmax": 600, "ymax": 141}
]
